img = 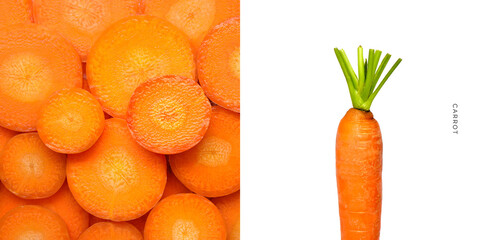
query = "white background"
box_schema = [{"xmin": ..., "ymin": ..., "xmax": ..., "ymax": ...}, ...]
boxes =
[{"xmin": 242, "ymin": 0, "xmax": 480, "ymax": 239}]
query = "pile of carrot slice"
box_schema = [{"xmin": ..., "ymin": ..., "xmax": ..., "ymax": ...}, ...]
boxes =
[{"xmin": 0, "ymin": 1, "xmax": 240, "ymax": 239}]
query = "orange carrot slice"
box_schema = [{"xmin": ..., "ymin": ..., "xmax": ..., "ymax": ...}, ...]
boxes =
[
  {"xmin": 79, "ymin": 222, "xmax": 142, "ymax": 240},
  {"xmin": 87, "ymin": 15, "xmax": 195, "ymax": 119},
  {"xmin": 37, "ymin": 88, "xmax": 105, "ymax": 154},
  {"xmin": 0, "ymin": 24, "xmax": 82, "ymax": 131},
  {"xmin": 197, "ymin": 17, "xmax": 240, "ymax": 112},
  {"xmin": 89, "ymin": 212, "xmax": 149, "ymax": 235},
  {"xmin": 127, "ymin": 75, "xmax": 211, "ymax": 154},
  {"xmin": 144, "ymin": 193, "xmax": 226, "ymax": 240},
  {"xmin": 67, "ymin": 118, "xmax": 167, "ymax": 221},
  {"xmin": 33, "ymin": 0, "xmax": 141, "ymax": 62},
  {"xmin": 170, "ymin": 106, "xmax": 239, "ymax": 197},
  {"xmin": 0, "ymin": 205, "xmax": 69, "ymax": 240},
  {"xmin": 0, "ymin": 182, "xmax": 89, "ymax": 240},
  {"xmin": 0, "ymin": 133, "xmax": 66, "ymax": 199},
  {"xmin": 211, "ymin": 191, "xmax": 240, "ymax": 240},
  {"xmin": 143, "ymin": 0, "xmax": 239, "ymax": 53},
  {"xmin": 0, "ymin": 0, "xmax": 32, "ymax": 27}
]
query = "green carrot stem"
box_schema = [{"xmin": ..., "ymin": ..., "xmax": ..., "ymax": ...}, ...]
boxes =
[
  {"xmin": 334, "ymin": 46, "xmax": 402, "ymax": 111},
  {"xmin": 357, "ymin": 46, "xmax": 365, "ymax": 92},
  {"xmin": 340, "ymin": 49, "xmax": 358, "ymax": 90},
  {"xmin": 369, "ymin": 54, "xmax": 391, "ymax": 95}
]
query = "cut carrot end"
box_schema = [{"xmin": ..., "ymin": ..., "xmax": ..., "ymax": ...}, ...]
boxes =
[
  {"xmin": 144, "ymin": 193, "xmax": 227, "ymax": 240},
  {"xmin": 170, "ymin": 106, "xmax": 239, "ymax": 197},
  {"xmin": 127, "ymin": 75, "xmax": 212, "ymax": 155},
  {"xmin": 211, "ymin": 191, "xmax": 240, "ymax": 240},
  {"xmin": 66, "ymin": 118, "xmax": 167, "ymax": 221},
  {"xmin": 79, "ymin": 222, "xmax": 142, "ymax": 240},
  {"xmin": 37, "ymin": 88, "xmax": 105, "ymax": 154},
  {"xmin": 198, "ymin": 17, "xmax": 240, "ymax": 113},
  {"xmin": 0, "ymin": 24, "xmax": 82, "ymax": 131},
  {"xmin": 0, "ymin": 205, "xmax": 70, "ymax": 240},
  {"xmin": 87, "ymin": 15, "xmax": 195, "ymax": 118},
  {"xmin": 0, "ymin": 133, "xmax": 66, "ymax": 199},
  {"xmin": 33, "ymin": 0, "xmax": 141, "ymax": 62}
]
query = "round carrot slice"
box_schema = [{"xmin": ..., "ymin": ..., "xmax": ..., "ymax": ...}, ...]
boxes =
[
  {"xmin": 87, "ymin": 15, "xmax": 195, "ymax": 119},
  {"xmin": 0, "ymin": 182, "xmax": 89, "ymax": 240},
  {"xmin": 211, "ymin": 191, "xmax": 240, "ymax": 240},
  {"xmin": 0, "ymin": 0, "xmax": 32, "ymax": 27},
  {"xmin": 89, "ymin": 212, "xmax": 149, "ymax": 235},
  {"xmin": 33, "ymin": 0, "xmax": 141, "ymax": 62},
  {"xmin": 197, "ymin": 17, "xmax": 240, "ymax": 113},
  {"xmin": 67, "ymin": 118, "xmax": 167, "ymax": 221},
  {"xmin": 0, "ymin": 133, "xmax": 66, "ymax": 199},
  {"xmin": 0, "ymin": 24, "xmax": 82, "ymax": 132},
  {"xmin": 0, "ymin": 205, "xmax": 69, "ymax": 240},
  {"xmin": 79, "ymin": 222, "xmax": 142, "ymax": 240},
  {"xmin": 127, "ymin": 75, "xmax": 211, "ymax": 154},
  {"xmin": 144, "ymin": 193, "xmax": 226, "ymax": 240},
  {"xmin": 37, "ymin": 88, "xmax": 105, "ymax": 154},
  {"xmin": 170, "ymin": 106, "xmax": 239, "ymax": 197},
  {"xmin": 143, "ymin": 0, "xmax": 239, "ymax": 53}
]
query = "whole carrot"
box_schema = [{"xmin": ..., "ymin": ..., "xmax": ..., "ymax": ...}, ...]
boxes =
[{"xmin": 334, "ymin": 46, "xmax": 401, "ymax": 240}]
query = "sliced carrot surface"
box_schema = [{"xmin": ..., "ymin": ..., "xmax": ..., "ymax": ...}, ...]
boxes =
[
  {"xmin": 87, "ymin": 15, "xmax": 195, "ymax": 118},
  {"xmin": 33, "ymin": 0, "xmax": 141, "ymax": 62},
  {"xmin": 170, "ymin": 106, "xmax": 239, "ymax": 197},
  {"xmin": 0, "ymin": 133, "xmax": 66, "ymax": 199},
  {"xmin": 67, "ymin": 118, "xmax": 167, "ymax": 221},
  {"xmin": 0, "ymin": 182, "xmax": 89, "ymax": 240},
  {"xmin": 212, "ymin": 191, "xmax": 240, "ymax": 240},
  {"xmin": 89, "ymin": 211, "xmax": 149, "ymax": 234},
  {"xmin": 144, "ymin": 193, "xmax": 226, "ymax": 240},
  {"xmin": 143, "ymin": 0, "xmax": 239, "ymax": 53},
  {"xmin": 162, "ymin": 165, "xmax": 192, "ymax": 200},
  {"xmin": 197, "ymin": 17, "xmax": 240, "ymax": 113},
  {"xmin": 0, "ymin": 205, "xmax": 70, "ymax": 240},
  {"xmin": 79, "ymin": 222, "xmax": 143, "ymax": 240},
  {"xmin": 37, "ymin": 88, "xmax": 105, "ymax": 154},
  {"xmin": 0, "ymin": 24, "xmax": 82, "ymax": 132},
  {"xmin": 0, "ymin": 0, "xmax": 32, "ymax": 27},
  {"xmin": 35, "ymin": 182, "xmax": 90, "ymax": 240},
  {"xmin": 127, "ymin": 75, "xmax": 211, "ymax": 154}
]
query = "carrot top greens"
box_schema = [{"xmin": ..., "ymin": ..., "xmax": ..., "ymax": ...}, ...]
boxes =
[{"xmin": 334, "ymin": 46, "xmax": 402, "ymax": 111}]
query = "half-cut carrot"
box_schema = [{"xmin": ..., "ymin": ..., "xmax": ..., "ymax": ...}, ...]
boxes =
[
  {"xmin": 211, "ymin": 191, "xmax": 240, "ymax": 240},
  {"xmin": 197, "ymin": 17, "xmax": 240, "ymax": 113},
  {"xmin": 37, "ymin": 88, "xmax": 105, "ymax": 154},
  {"xmin": 0, "ymin": 133, "xmax": 66, "ymax": 199},
  {"xmin": 170, "ymin": 106, "xmax": 239, "ymax": 197},
  {"xmin": 144, "ymin": 193, "xmax": 226, "ymax": 240},
  {"xmin": 87, "ymin": 15, "xmax": 195, "ymax": 118},
  {"xmin": 0, "ymin": 0, "xmax": 32, "ymax": 27},
  {"xmin": 0, "ymin": 205, "xmax": 69, "ymax": 240},
  {"xmin": 79, "ymin": 222, "xmax": 142, "ymax": 240},
  {"xmin": 67, "ymin": 118, "xmax": 167, "ymax": 221},
  {"xmin": 127, "ymin": 75, "xmax": 211, "ymax": 154},
  {"xmin": 143, "ymin": 0, "xmax": 239, "ymax": 53},
  {"xmin": 33, "ymin": 0, "xmax": 141, "ymax": 62},
  {"xmin": 0, "ymin": 24, "xmax": 82, "ymax": 131}
]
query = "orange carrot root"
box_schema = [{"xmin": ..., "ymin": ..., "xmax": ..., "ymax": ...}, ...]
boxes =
[{"xmin": 336, "ymin": 108, "xmax": 382, "ymax": 240}]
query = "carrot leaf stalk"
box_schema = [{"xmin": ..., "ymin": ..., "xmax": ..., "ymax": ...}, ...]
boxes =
[{"xmin": 334, "ymin": 46, "xmax": 402, "ymax": 111}]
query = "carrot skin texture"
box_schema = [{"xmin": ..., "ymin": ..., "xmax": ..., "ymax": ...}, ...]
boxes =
[{"xmin": 336, "ymin": 108, "xmax": 382, "ymax": 240}]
